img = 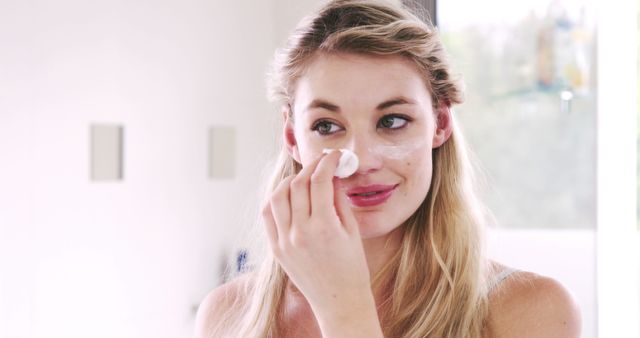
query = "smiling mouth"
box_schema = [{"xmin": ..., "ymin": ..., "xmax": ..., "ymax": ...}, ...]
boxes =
[
  {"xmin": 351, "ymin": 190, "xmax": 386, "ymax": 197},
  {"xmin": 347, "ymin": 184, "xmax": 398, "ymax": 208},
  {"xmin": 347, "ymin": 183, "xmax": 399, "ymax": 196}
]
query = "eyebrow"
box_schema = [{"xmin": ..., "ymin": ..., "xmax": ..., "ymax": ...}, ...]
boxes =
[{"xmin": 304, "ymin": 96, "xmax": 415, "ymax": 114}]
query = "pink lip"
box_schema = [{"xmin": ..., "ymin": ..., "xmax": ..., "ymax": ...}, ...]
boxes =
[
  {"xmin": 347, "ymin": 184, "xmax": 398, "ymax": 207},
  {"xmin": 347, "ymin": 184, "xmax": 397, "ymax": 195}
]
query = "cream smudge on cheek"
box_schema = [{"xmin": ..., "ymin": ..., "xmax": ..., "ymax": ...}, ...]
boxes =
[{"xmin": 367, "ymin": 138, "xmax": 429, "ymax": 160}]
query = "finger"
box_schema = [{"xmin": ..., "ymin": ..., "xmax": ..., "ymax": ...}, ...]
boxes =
[
  {"xmin": 261, "ymin": 201, "xmax": 279, "ymax": 251},
  {"xmin": 271, "ymin": 175, "xmax": 295, "ymax": 239},
  {"xmin": 310, "ymin": 149, "xmax": 342, "ymax": 219},
  {"xmin": 290, "ymin": 152, "xmax": 326, "ymax": 228},
  {"xmin": 333, "ymin": 178, "xmax": 360, "ymax": 234}
]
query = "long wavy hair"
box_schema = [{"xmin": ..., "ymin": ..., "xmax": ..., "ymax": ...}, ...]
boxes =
[{"xmin": 208, "ymin": 1, "xmax": 493, "ymax": 337}]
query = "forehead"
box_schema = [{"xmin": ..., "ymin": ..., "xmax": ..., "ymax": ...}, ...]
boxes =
[{"xmin": 293, "ymin": 53, "xmax": 433, "ymax": 114}]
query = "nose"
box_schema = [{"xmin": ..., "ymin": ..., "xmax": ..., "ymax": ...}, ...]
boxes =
[{"xmin": 343, "ymin": 133, "xmax": 384, "ymax": 175}]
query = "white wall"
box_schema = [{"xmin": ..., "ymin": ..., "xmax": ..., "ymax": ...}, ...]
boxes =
[{"xmin": 0, "ymin": 0, "xmax": 279, "ymax": 337}]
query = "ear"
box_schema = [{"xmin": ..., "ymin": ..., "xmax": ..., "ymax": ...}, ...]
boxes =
[
  {"xmin": 282, "ymin": 108, "xmax": 301, "ymax": 164},
  {"xmin": 432, "ymin": 103, "xmax": 453, "ymax": 148}
]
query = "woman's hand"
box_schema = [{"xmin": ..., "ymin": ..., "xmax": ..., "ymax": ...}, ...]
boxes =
[{"xmin": 262, "ymin": 150, "xmax": 377, "ymax": 323}]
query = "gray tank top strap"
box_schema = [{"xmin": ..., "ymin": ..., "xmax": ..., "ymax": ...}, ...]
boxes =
[{"xmin": 488, "ymin": 267, "xmax": 518, "ymax": 292}]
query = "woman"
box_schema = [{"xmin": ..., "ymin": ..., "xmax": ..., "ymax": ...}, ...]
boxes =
[{"xmin": 196, "ymin": 1, "xmax": 581, "ymax": 337}]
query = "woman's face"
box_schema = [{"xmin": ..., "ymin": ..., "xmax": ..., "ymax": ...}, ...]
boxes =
[{"xmin": 284, "ymin": 53, "xmax": 451, "ymax": 240}]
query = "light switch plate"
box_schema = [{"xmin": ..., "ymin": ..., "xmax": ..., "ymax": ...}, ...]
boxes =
[
  {"xmin": 90, "ymin": 124, "xmax": 123, "ymax": 181},
  {"xmin": 209, "ymin": 126, "xmax": 235, "ymax": 179}
]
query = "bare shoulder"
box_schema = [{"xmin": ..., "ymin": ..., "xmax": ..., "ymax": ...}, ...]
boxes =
[
  {"xmin": 486, "ymin": 264, "xmax": 582, "ymax": 338},
  {"xmin": 194, "ymin": 272, "xmax": 254, "ymax": 338}
]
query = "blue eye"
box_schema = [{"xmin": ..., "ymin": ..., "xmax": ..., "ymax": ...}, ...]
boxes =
[
  {"xmin": 311, "ymin": 114, "xmax": 412, "ymax": 136},
  {"xmin": 378, "ymin": 115, "xmax": 410, "ymax": 129},
  {"xmin": 311, "ymin": 120, "xmax": 343, "ymax": 135}
]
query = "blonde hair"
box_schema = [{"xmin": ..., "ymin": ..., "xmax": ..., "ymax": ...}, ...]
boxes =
[{"xmin": 210, "ymin": 1, "xmax": 492, "ymax": 337}]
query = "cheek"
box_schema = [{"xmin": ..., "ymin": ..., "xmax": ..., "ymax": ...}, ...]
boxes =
[
  {"xmin": 293, "ymin": 127, "xmax": 320, "ymax": 165},
  {"xmin": 298, "ymin": 143, "xmax": 324, "ymax": 167},
  {"xmin": 401, "ymin": 145, "xmax": 433, "ymax": 188},
  {"xmin": 369, "ymin": 134, "xmax": 431, "ymax": 159}
]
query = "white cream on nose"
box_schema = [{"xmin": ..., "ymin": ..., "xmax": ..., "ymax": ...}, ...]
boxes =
[{"xmin": 322, "ymin": 148, "xmax": 359, "ymax": 178}]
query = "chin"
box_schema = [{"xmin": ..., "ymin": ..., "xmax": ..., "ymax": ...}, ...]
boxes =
[{"xmin": 356, "ymin": 218, "xmax": 404, "ymax": 240}]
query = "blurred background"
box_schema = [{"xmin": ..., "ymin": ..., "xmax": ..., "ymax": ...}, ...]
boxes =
[{"xmin": 0, "ymin": 0, "xmax": 637, "ymax": 337}]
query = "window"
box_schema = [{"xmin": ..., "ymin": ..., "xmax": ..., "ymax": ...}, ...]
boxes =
[{"xmin": 437, "ymin": 0, "xmax": 597, "ymax": 229}]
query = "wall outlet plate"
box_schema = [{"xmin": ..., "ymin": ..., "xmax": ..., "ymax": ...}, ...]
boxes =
[
  {"xmin": 208, "ymin": 126, "xmax": 236, "ymax": 179},
  {"xmin": 90, "ymin": 124, "xmax": 123, "ymax": 181}
]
